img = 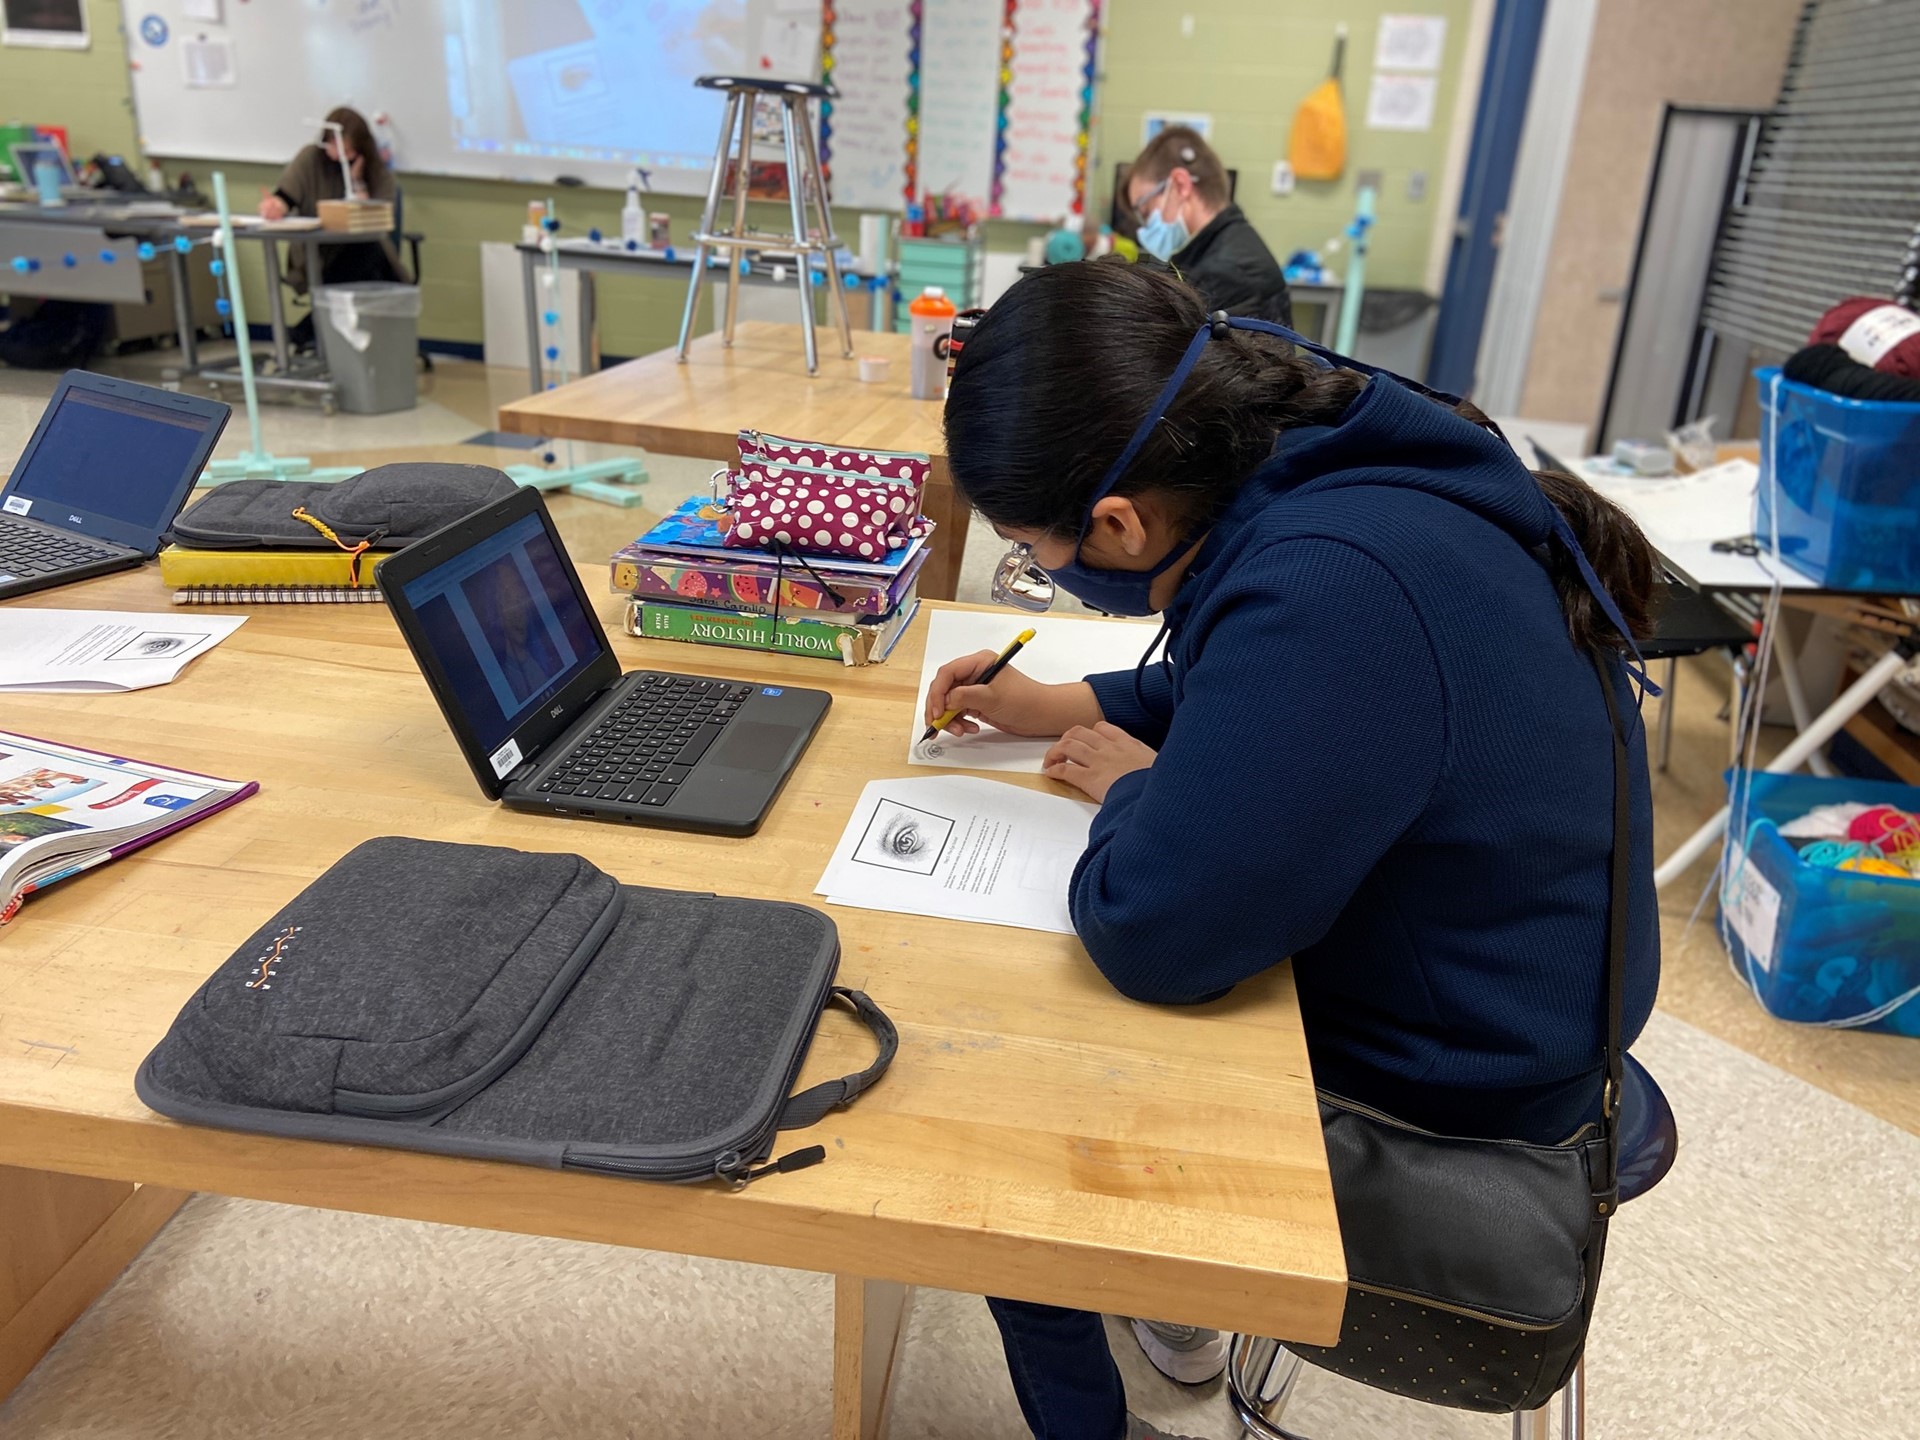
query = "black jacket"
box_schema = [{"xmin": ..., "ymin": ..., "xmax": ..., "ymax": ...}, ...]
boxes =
[{"xmin": 1171, "ymin": 204, "xmax": 1292, "ymax": 327}]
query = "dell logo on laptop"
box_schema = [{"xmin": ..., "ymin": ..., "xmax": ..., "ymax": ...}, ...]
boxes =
[{"xmin": 550, "ymin": 703, "xmax": 566, "ymax": 717}]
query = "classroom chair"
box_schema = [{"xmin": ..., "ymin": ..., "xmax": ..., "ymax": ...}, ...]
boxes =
[
  {"xmin": 1226, "ymin": 1056, "xmax": 1678, "ymax": 1440},
  {"xmin": 1641, "ymin": 578, "xmax": 1754, "ymax": 772},
  {"xmin": 391, "ymin": 187, "xmax": 430, "ymax": 371}
]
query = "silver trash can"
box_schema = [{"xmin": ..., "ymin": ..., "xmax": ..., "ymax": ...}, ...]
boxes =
[{"xmin": 313, "ymin": 282, "xmax": 420, "ymax": 414}]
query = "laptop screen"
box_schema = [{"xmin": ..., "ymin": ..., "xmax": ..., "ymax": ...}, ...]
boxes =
[
  {"xmin": 7, "ymin": 386, "xmax": 217, "ymax": 538},
  {"xmin": 397, "ymin": 510, "xmax": 606, "ymax": 761}
]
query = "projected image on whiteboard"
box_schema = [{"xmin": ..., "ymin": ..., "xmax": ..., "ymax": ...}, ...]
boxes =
[{"xmin": 445, "ymin": 0, "xmax": 761, "ymax": 176}]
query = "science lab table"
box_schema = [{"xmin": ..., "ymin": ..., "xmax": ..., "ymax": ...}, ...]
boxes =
[
  {"xmin": 496, "ymin": 321, "xmax": 974, "ymax": 603},
  {"xmin": 0, "ymin": 536, "xmax": 1345, "ymax": 1434}
]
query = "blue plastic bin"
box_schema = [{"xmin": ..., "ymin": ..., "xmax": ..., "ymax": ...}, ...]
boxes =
[
  {"xmin": 1753, "ymin": 367, "xmax": 1920, "ymax": 591},
  {"xmin": 1720, "ymin": 771, "xmax": 1920, "ymax": 1037}
]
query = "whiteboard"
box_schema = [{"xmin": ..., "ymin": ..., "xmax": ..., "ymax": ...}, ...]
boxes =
[
  {"xmin": 120, "ymin": 0, "xmax": 823, "ymax": 196},
  {"xmin": 119, "ymin": 0, "xmax": 1100, "ymax": 216}
]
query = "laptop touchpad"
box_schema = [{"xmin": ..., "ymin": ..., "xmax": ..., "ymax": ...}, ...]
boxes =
[{"xmin": 714, "ymin": 721, "xmax": 795, "ymax": 772}]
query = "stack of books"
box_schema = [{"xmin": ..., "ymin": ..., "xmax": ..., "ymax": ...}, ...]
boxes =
[
  {"xmin": 160, "ymin": 545, "xmax": 392, "ymax": 604},
  {"xmin": 614, "ymin": 496, "xmax": 927, "ymax": 665},
  {"xmin": 317, "ymin": 198, "xmax": 395, "ymax": 233}
]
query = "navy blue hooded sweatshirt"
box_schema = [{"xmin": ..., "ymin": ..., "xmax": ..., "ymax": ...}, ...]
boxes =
[{"xmin": 1078, "ymin": 377, "xmax": 1659, "ymax": 1144}]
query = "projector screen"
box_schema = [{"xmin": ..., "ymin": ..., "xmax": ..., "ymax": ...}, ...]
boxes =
[{"xmin": 123, "ymin": 0, "xmax": 823, "ymax": 195}]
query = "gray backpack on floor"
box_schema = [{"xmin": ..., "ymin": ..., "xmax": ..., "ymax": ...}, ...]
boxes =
[{"xmin": 136, "ymin": 837, "xmax": 895, "ymax": 1187}]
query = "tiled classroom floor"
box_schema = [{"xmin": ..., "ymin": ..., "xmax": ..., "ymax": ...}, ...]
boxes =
[{"xmin": 2, "ymin": 353, "xmax": 1916, "ymax": 1439}]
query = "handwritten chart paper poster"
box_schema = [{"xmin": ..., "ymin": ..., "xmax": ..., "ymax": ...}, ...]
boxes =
[
  {"xmin": 916, "ymin": 0, "xmax": 1002, "ymax": 212},
  {"xmin": 824, "ymin": 0, "xmax": 913, "ymax": 209},
  {"xmin": 999, "ymin": 0, "xmax": 1097, "ymax": 220}
]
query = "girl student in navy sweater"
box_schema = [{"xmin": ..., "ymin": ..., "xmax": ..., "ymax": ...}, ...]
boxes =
[{"xmin": 922, "ymin": 260, "xmax": 1660, "ymax": 1440}]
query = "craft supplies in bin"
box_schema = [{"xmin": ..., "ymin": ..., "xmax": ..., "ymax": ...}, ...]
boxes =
[
  {"xmin": 1720, "ymin": 771, "xmax": 1920, "ymax": 1037},
  {"xmin": 1754, "ymin": 367, "xmax": 1920, "ymax": 590}
]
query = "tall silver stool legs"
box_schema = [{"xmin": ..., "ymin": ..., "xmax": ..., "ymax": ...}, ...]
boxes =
[
  {"xmin": 675, "ymin": 76, "xmax": 854, "ymax": 375},
  {"xmin": 1230, "ymin": 1337, "xmax": 1587, "ymax": 1440}
]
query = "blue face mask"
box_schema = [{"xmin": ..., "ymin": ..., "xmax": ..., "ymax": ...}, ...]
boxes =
[
  {"xmin": 1036, "ymin": 313, "xmax": 1661, "ymax": 701},
  {"xmin": 1135, "ymin": 203, "xmax": 1190, "ymax": 263}
]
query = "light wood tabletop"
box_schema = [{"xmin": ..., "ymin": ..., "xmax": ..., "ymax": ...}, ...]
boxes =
[
  {"xmin": 495, "ymin": 322, "xmax": 974, "ymax": 605},
  {"xmin": 0, "ymin": 522, "xmax": 1343, "ymax": 1433}
]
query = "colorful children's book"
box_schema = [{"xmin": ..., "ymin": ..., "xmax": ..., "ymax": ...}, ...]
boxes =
[
  {"xmin": 0, "ymin": 731, "xmax": 258, "ymax": 924},
  {"xmin": 625, "ymin": 592, "xmax": 920, "ymax": 666},
  {"xmin": 626, "ymin": 496, "xmax": 927, "ymax": 578},
  {"xmin": 613, "ymin": 543, "xmax": 929, "ymax": 618}
]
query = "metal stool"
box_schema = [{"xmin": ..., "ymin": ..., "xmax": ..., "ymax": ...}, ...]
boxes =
[
  {"xmin": 674, "ymin": 74, "xmax": 854, "ymax": 376},
  {"xmin": 1228, "ymin": 1054, "xmax": 1678, "ymax": 1440}
]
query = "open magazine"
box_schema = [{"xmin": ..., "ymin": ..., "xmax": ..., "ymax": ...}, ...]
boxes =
[{"xmin": 0, "ymin": 732, "xmax": 258, "ymax": 924}]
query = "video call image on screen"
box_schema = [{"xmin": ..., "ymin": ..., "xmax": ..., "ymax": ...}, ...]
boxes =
[{"xmin": 402, "ymin": 514, "xmax": 604, "ymax": 752}]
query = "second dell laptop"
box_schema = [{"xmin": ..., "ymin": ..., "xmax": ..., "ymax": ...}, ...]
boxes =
[{"xmin": 378, "ymin": 487, "xmax": 830, "ymax": 837}]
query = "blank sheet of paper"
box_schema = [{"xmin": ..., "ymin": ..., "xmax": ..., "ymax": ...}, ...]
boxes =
[{"xmin": 908, "ymin": 610, "xmax": 1163, "ymax": 772}]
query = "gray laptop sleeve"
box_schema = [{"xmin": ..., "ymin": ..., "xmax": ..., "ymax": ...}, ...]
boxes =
[
  {"xmin": 136, "ymin": 837, "xmax": 895, "ymax": 1187},
  {"xmin": 167, "ymin": 464, "xmax": 518, "ymax": 550}
]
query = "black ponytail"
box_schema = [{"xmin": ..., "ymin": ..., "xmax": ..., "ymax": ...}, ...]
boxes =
[{"xmin": 945, "ymin": 259, "xmax": 1656, "ymax": 653}]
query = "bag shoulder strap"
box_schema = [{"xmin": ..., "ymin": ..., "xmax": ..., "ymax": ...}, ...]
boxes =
[{"xmin": 1591, "ymin": 651, "xmax": 1631, "ymax": 1153}]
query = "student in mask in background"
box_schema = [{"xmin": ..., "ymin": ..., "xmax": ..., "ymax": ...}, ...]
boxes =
[
  {"xmin": 1122, "ymin": 126, "xmax": 1291, "ymax": 327},
  {"xmin": 922, "ymin": 259, "xmax": 1659, "ymax": 1440}
]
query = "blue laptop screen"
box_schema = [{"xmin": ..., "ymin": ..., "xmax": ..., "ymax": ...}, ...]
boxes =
[
  {"xmin": 8, "ymin": 387, "xmax": 212, "ymax": 534},
  {"xmin": 399, "ymin": 511, "xmax": 605, "ymax": 755}
]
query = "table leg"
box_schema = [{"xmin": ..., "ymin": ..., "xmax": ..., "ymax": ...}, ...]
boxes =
[
  {"xmin": 578, "ymin": 269, "xmax": 596, "ymax": 377},
  {"xmin": 1768, "ymin": 618, "xmax": 1837, "ymax": 779},
  {"xmin": 0, "ymin": 1166, "xmax": 188, "ymax": 1399},
  {"xmin": 916, "ymin": 471, "xmax": 971, "ymax": 602},
  {"xmin": 832, "ymin": 1275, "xmax": 912, "ymax": 1440},
  {"xmin": 167, "ymin": 245, "xmax": 199, "ymax": 371},
  {"xmin": 261, "ymin": 237, "xmax": 291, "ymax": 374},
  {"xmin": 523, "ymin": 246, "xmax": 544, "ymax": 392}
]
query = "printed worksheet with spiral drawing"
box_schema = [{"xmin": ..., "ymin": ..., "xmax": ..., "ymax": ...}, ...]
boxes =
[
  {"xmin": 815, "ymin": 774, "xmax": 1096, "ymax": 933},
  {"xmin": 907, "ymin": 610, "xmax": 1162, "ymax": 771}
]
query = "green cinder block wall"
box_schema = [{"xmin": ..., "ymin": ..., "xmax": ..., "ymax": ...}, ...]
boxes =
[{"xmin": 5, "ymin": 0, "xmax": 1470, "ymax": 355}]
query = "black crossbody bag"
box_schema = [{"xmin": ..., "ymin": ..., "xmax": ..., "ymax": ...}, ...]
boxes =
[{"xmin": 1285, "ymin": 652, "xmax": 1632, "ymax": 1412}]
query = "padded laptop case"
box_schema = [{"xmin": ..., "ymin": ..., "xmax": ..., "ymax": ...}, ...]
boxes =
[
  {"xmin": 136, "ymin": 837, "xmax": 895, "ymax": 1187},
  {"xmin": 167, "ymin": 464, "xmax": 518, "ymax": 550}
]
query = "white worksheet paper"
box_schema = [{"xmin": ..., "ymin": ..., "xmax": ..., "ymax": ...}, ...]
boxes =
[
  {"xmin": 908, "ymin": 610, "xmax": 1162, "ymax": 771},
  {"xmin": 0, "ymin": 610, "xmax": 245, "ymax": 692},
  {"xmin": 817, "ymin": 775, "xmax": 1097, "ymax": 934}
]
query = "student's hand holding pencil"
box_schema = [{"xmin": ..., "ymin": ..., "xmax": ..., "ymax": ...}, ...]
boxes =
[{"xmin": 922, "ymin": 652, "xmax": 1101, "ymax": 740}]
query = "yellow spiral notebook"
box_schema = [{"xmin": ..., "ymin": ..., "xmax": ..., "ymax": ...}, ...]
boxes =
[{"xmin": 158, "ymin": 546, "xmax": 396, "ymax": 589}]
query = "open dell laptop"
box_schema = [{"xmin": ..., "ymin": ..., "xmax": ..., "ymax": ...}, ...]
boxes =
[
  {"xmin": 378, "ymin": 486, "xmax": 831, "ymax": 837},
  {"xmin": 0, "ymin": 371, "xmax": 229, "ymax": 600}
]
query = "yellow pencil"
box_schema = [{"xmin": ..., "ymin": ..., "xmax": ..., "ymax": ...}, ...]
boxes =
[{"xmin": 920, "ymin": 627, "xmax": 1037, "ymax": 742}]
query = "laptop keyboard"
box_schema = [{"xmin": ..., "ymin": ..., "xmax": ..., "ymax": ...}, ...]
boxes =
[
  {"xmin": 0, "ymin": 516, "xmax": 117, "ymax": 576},
  {"xmin": 538, "ymin": 672, "xmax": 757, "ymax": 808}
]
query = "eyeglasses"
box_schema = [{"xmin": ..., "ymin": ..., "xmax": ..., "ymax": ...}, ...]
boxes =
[
  {"xmin": 990, "ymin": 541, "xmax": 1055, "ymax": 612},
  {"xmin": 1129, "ymin": 177, "xmax": 1170, "ymax": 226}
]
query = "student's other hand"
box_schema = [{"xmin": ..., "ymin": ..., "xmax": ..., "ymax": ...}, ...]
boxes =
[
  {"xmin": 259, "ymin": 194, "xmax": 289, "ymax": 220},
  {"xmin": 1043, "ymin": 723, "xmax": 1156, "ymax": 803},
  {"xmin": 923, "ymin": 654, "xmax": 1099, "ymax": 739}
]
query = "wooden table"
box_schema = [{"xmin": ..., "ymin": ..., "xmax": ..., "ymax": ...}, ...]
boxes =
[
  {"xmin": 496, "ymin": 322, "xmax": 973, "ymax": 604},
  {"xmin": 0, "ymin": 537, "xmax": 1343, "ymax": 1434}
]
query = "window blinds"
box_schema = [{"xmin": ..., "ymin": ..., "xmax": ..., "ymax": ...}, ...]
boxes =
[{"xmin": 1699, "ymin": 0, "xmax": 1920, "ymax": 356}]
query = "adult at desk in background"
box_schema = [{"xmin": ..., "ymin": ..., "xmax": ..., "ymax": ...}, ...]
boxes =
[
  {"xmin": 924, "ymin": 261, "xmax": 1659, "ymax": 1440},
  {"xmin": 1122, "ymin": 126, "xmax": 1291, "ymax": 327},
  {"xmin": 257, "ymin": 106, "xmax": 408, "ymax": 340}
]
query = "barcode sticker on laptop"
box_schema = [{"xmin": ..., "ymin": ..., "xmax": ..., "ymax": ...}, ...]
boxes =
[
  {"xmin": 2, "ymin": 496, "xmax": 30, "ymax": 515},
  {"xmin": 489, "ymin": 738, "xmax": 523, "ymax": 779}
]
